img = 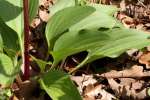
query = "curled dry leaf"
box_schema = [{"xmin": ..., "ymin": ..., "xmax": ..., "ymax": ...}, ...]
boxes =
[
  {"xmin": 100, "ymin": 65, "xmax": 150, "ymax": 78},
  {"xmin": 126, "ymin": 49, "xmax": 143, "ymax": 59},
  {"xmin": 71, "ymin": 75, "xmax": 97, "ymax": 94},
  {"xmin": 120, "ymin": 0, "xmax": 126, "ymax": 11},
  {"xmin": 71, "ymin": 75, "xmax": 97, "ymax": 87},
  {"xmin": 30, "ymin": 18, "xmax": 41, "ymax": 28},
  {"xmin": 39, "ymin": 9, "xmax": 50, "ymax": 22},
  {"xmin": 117, "ymin": 13, "xmax": 136, "ymax": 28}
]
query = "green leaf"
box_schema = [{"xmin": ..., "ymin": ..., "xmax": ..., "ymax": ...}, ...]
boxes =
[
  {"xmin": 0, "ymin": 18, "xmax": 20, "ymax": 53},
  {"xmin": 52, "ymin": 29, "xmax": 109, "ymax": 65},
  {"xmin": 51, "ymin": 28, "xmax": 150, "ymax": 72},
  {"xmin": 0, "ymin": 0, "xmax": 23, "ymax": 51},
  {"xmin": 0, "ymin": 0, "xmax": 22, "ymax": 22},
  {"xmin": 29, "ymin": 0, "xmax": 39, "ymax": 23},
  {"xmin": 87, "ymin": 28, "xmax": 150, "ymax": 63},
  {"xmin": 31, "ymin": 55, "xmax": 52, "ymax": 72},
  {"xmin": 147, "ymin": 88, "xmax": 150, "ymax": 96},
  {"xmin": 70, "ymin": 4, "xmax": 118, "ymax": 31},
  {"xmin": 40, "ymin": 70, "xmax": 82, "ymax": 100},
  {"xmin": 78, "ymin": 0, "xmax": 87, "ymax": 5},
  {"xmin": 2, "ymin": 0, "xmax": 23, "ymax": 35},
  {"xmin": 46, "ymin": 6, "xmax": 95, "ymax": 50},
  {"xmin": 49, "ymin": 0, "xmax": 75, "ymax": 16},
  {"xmin": 0, "ymin": 34, "xmax": 3, "ymax": 52},
  {"xmin": 0, "ymin": 53, "xmax": 15, "ymax": 86},
  {"xmin": 88, "ymin": 3, "xmax": 118, "ymax": 16}
]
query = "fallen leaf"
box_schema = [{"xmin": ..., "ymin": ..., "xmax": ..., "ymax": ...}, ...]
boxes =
[
  {"xmin": 139, "ymin": 52, "xmax": 150, "ymax": 68},
  {"xmin": 100, "ymin": 65, "xmax": 150, "ymax": 78}
]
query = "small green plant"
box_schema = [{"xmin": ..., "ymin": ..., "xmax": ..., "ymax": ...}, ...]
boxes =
[{"xmin": 0, "ymin": 0, "xmax": 150, "ymax": 100}]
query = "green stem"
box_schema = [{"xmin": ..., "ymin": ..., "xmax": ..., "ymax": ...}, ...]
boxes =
[
  {"xmin": 50, "ymin": 61, "xmax": 59, "ymax": 70},
  {"xmin": 69, "ymin": 56, "xmax": 89, "ymax": 74}
]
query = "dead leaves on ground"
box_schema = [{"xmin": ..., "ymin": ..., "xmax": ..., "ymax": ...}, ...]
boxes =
[
  {"xmin": 72, "ymin": 64, "xmax": 150, "ymax": 99},
  {"xmin": 71, "ymin": 50, "xmax": 150, "ymax": 99}
]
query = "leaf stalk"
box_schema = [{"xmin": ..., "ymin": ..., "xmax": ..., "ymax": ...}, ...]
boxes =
[{"xmin": 69, "ymin": 56, "xmax": 89, "ymax": 74}]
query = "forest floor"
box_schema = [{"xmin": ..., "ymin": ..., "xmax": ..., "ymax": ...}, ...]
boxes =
[{"xmin": 10, "ymin": 0, "xmax": 150, "ymax": 100}]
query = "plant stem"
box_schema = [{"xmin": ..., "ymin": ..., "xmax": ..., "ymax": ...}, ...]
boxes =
[
  {"xmin": 69, "ymin": 56, "xmax": 89, "ymax": 74},
  {"xmin": 23, "ymin": 0, "xmax": 30, "ymax": 80},
  {"xmin": 50, "ymin": 61, "xmax": 59, "ymax": 70}
]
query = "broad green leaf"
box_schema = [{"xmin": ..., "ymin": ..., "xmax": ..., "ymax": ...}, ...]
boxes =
[
  {"xmin": 0, "ymin": 0, "xmax": 23, "ymax": 51},
  {"xmin": 52, "ymin": 28, "xmax": 150, "ymax": 71},
  {"xmin": 0, "ymin": 18, "xmax": 20, "ymax": 53},
  {"xmin": 0, "ymin": 53, "xmax": 15, "ymax": 86},
  {"xmin": 29, "ymin": 0, "xmax": 39, "ymax": 23},
  {"xmin": 52, "ymin": 29, "xmax": 109, "ymax": 65},
  {"xmin": 40, "ymin": 70, "xmax": 82, "ymax": 100},
  {"xmin": 86, "ymin": 28, "xmax": 150, "ymax": 63},
  {"xmin": 70, "ymin": 4, "xmax": 118, "ymax": 31},
  {"xmin": 31, "ymin": 55, "xmax": 52, "ymax": 72},
  {"xmin": 88, "ymin": 3, "xmax": 118, "ymax": 16},
  {"xmin": 0, "ymin": 0, "xmax": 22, "ymax": 22},
  {"xmin": 46, "ymin": 6, "xmax": 95, "ymax": 50},
  {"xmin": 49, "ymin": 0, "xmax": 75, "ymax": 16},
  {"xmin": 2, "ymin": 0, "xmax": 23, "ymax": 36},
  {"xmin": 0, "ymin": 34, "xmax": 3, "ymax": 52}
]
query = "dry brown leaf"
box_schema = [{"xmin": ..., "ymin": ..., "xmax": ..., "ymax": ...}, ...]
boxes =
[
  {"xmin": 120, "ymin": 0, "xmax": 126, "ymax": 11},
  {"xmin": 84, "ymin": 85, "xmax": 116, "ymax": 100},
  {"xmin": 83, "ymin": 95, "xmax": 95, "ymax": 100},
  {"xmin": 39, "ymin": 0, "xmax": 53, "ymax": 8},
  {"xmin": 14, "ymin": 80, "xmax": 38, "ymax": 100},
  {"xmin": 71, "ymin": 75, "xmax": 97, "ymax": 86},
  {"xmin": 108, "ymin": 78, "xmax": 148, "ymax": 99},
  {"xmin": 39, "ymin": 10, "xmax": 50, "ymax": 22},
  {"xmin": 117, "ymin": 12, "xmax": 136, "ymax": 28},
  {"xmin": 71, "ymin": 75, "xmax": 97, "ymax": 94},
  {"xmin": 139, "ymin": 52, "xmax": 150, "ymax": 69},
  {"xmin": 132, "ymin": 80, "xmax": 144, "ymax": 90},
  {"xmin": 100, "ymin": 65, "xmax": 150, "ymax": 78}
]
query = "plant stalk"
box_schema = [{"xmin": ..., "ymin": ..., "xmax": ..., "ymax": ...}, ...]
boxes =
[
  {"xmin": 23, "ymin": 0, "xmax": 30, "ymax": 80},
  {"xmin": 69, "ymin": 56, "xmax": 89, "ymax": 74}
]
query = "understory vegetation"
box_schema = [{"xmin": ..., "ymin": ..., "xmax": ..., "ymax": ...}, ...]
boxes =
[{"xmin": 0, "ymin": 0, "xmax": 150, "ymax": 99}]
